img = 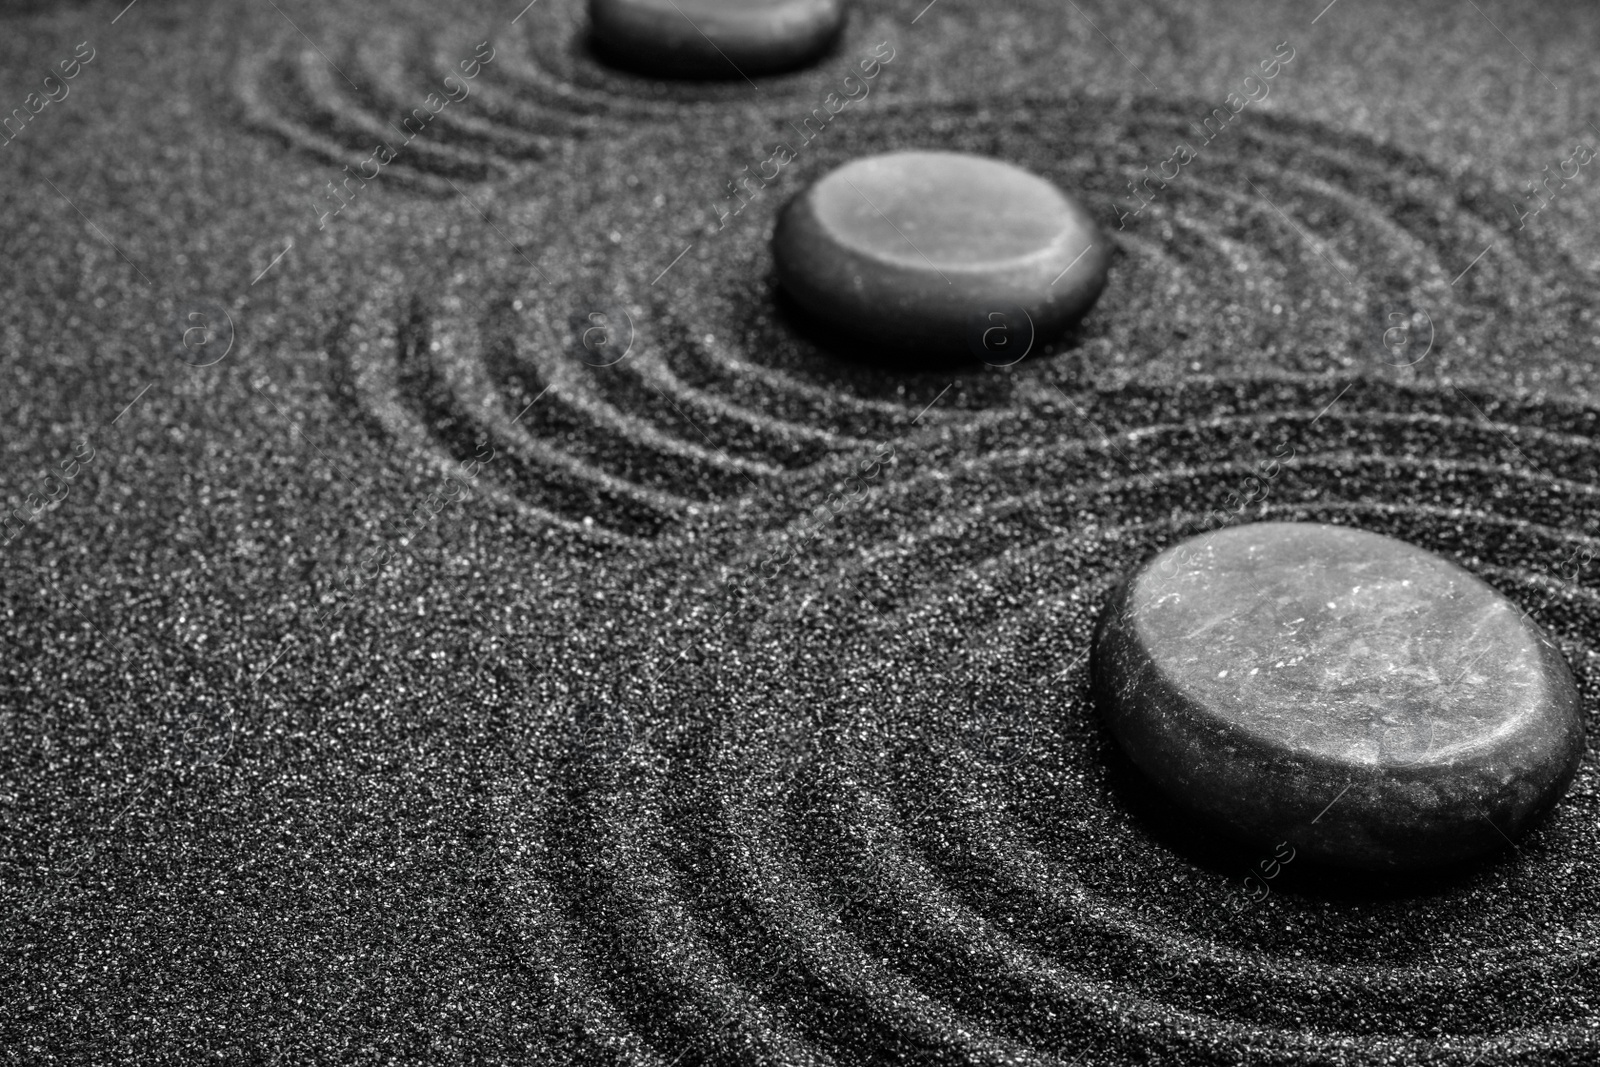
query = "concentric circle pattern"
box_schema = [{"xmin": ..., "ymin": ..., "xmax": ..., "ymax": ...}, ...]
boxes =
[
  {"xmin": 233, "ymin": 0, "xmax": 916, "ymax": 189},
  {"xmin": 279, "ymin": 44, "xmax": 1600, "ymax": 1063},
  {"xmin": 335, "ymin": 98, "xmax": 1593, "ymax": 542},
  {"xmin": 14, "ymin": 0, "xmax": 1600, "ymax": 1062},
  {"xmin": 497, "ymin": 373, "xmax": 1600, "ymax": 1066}
]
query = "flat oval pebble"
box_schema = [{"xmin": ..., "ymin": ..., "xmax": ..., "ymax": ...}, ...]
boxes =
[
  {"xmin": 589, "ymin": 0, "xmax": 844, "ymax": 78},
  {"xmin": 773, "ymin": 151, "xmax": 1110, "ymax": 362},
  {"xmin": 1092, "ymin": 521, "xmax": 1585, "ymax": 871}
]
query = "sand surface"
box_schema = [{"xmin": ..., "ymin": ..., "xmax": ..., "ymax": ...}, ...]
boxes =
[{"xmin": 3, "ymin": 0, "xmax": 1599, "ymax": 1062}]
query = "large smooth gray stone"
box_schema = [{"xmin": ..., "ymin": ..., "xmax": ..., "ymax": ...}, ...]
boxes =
[
  {"xmin": 773, "ymin": 151, "xmax": 1109, "ymax": 363},
  {"xmin": 589, "ymin": 0, "xmax": 844, "ymax": 78},
  {"xmin": 1093, "ymin": 521, "xmax": 1585, "ymax": 871}
]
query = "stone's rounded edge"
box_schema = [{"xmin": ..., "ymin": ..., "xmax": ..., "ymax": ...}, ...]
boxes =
[
  {"xmin": 588, "ymin": 0, "xmax": 846, "ymax": 79},
  {"xmin": 771, "ymin": 160, "xmax": 1112, "ymax": 363},
  {"xmin": 1090, "ymin": 526, "xmax": 1590, "ymax": 872},
  {"xmin": 1054, "ymin": 195, "xmax": 1114, "ymax": 308},
  {"xmin": 1517, "ymin": 623, "xmax": 1588, "ymax": 817},
  {"xmin": 1039, "ymin": 207, "xmax": 1113, "ymax": 334}
]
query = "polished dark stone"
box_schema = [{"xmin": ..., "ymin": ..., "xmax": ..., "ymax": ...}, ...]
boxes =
[
  {"xmin": 773, "ymin": 151, "xmax": 1109, "ymax": 363},
  {"xmin": 589, "ymin": 0, "xmax": 844, "ymax": 78},
  {"xmin": 1093, "ymin": 521, "xmax": 1585, "ymax": 871}
]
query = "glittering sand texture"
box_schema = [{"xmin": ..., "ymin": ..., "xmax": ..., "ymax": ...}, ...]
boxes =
[{"xmin": 4, "ymin": 0, "xmax": 1600, "ymax": 1063}]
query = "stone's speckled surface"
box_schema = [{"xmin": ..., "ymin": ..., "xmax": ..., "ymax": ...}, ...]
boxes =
[
  {"xmin": 773, "ymin": 151, "xmax": 1110, "ymax": 362},
  {"xmin": 1093, "ymin": 521, "xmax": 1586, "ymax": 871},
  {"xmin": 588, "ymin": 0, "xmax": 845, "ymax": 78}
]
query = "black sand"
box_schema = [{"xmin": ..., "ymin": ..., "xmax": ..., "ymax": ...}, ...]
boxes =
[{"xmin": 3, "ymin": 0, "xmax": 1599, "ymax": 1063}]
